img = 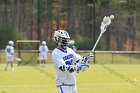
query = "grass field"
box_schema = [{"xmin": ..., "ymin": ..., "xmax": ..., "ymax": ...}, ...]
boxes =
[
  {"xmin": 0, "ymin": 64, "xmax": 140, "ymax": 93},
  {"xmin": 0, "ymin": 52, "xmax": 140, "ymax": 64}
]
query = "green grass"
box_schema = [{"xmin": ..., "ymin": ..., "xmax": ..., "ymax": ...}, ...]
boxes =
[
  {"xmin": 0, "ymin": 52, "xmax": 140, "ymax": 64},
  {"xmin": 0, "ymin": 64, "xmax": 140, "ymax": 93}
]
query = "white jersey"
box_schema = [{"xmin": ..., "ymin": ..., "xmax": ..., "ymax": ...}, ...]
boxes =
[
  {"xmin": 39, "ymin": 45, "xmax": 49, "ymax": 54},
  {"xmin": 52, "ymin": 47, "xmax": 82, "ymax": 86},
  {"xmin": 5, "ymin": 45, "xmax": 14, "ymax": 56},
  {"xmin": 38, "ymin": 45, "xmax": 49, "ymax": 60},
  {"xmin": 5, "ymin": 45, "xmax": 14, "ymax": 61}
]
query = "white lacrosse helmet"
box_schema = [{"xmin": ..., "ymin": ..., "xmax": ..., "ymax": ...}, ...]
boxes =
[
  {"xmin": 54, "ymin": 30, "xmax": 70, "ymax": 49},
  {"xmin": 42, "ymin": 41, "xmax": 46, "ymax": 45},
  {"xmin": 9, "ymin": 40, "xmax": 14, "ymax": 46}
]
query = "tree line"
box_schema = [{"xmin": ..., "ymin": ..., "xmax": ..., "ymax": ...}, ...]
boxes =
[{"xmin": 0, "ymin": 0, "xmax": 140, "ymax": 51}]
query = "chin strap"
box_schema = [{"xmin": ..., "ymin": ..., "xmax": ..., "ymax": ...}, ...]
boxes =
[{"xmin": 60, "ymin": 44, "xmax": 67, "ymax": 50}]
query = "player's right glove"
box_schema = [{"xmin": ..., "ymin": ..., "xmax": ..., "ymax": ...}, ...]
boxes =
[
  {"xmin": 66, "ymin": 63, "xmax": 89, "ymax": 73},
  {"xmin": 82, "ymin": 52, "xmax": 94, "ymax": 64},
  {"xmin": 76, "ymin": 63, "xmax": 89, "ymax": 73}
]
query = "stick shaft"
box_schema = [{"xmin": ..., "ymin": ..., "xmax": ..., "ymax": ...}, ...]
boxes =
[{"xmin": 92, "ymin": 32, "xmax": 103, "ymax": 53}]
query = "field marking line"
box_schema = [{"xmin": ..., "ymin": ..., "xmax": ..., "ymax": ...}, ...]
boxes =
[{"xmin": 0, "ymin": 82, "xmax": 140, "ymax": 88}]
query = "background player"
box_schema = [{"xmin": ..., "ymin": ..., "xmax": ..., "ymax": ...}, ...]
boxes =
[
  {"xmin": 52, "ymin": 30, "xmax": 93, "ymax": 93},
  {"xmin": 38, "ymin": 41, "xmax": 49, "ymax": 67},
  {"xmin": 5, "ymin": 40, "xmax": 15, "ymax": 71},
  {"xmin": 68, "ymin": 40, "xmax": 77, "ymax": 53}
]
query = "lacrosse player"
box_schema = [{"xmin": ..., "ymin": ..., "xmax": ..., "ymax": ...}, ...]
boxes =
[
  {"xmin": 52, "ymin": 30, "xmax": 93, "ymax": 93},
  {"xmin": 5, "ymin": 40, "xmax": 15, "ymax": 71},
  {"xmin": 38, "ymin": 41, "xmax": 49, "ymax": 67}
]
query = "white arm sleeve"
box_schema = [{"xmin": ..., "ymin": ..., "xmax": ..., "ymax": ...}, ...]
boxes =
[
  {"xmin": 5, "ymin": 46, "xmax": 8, "ymax": 52},
  {"xmin": 71, "ymin": 49, "xmax": 82, "ymax": 64},
  {"xmin": 11, "ymin": 47, "xmax": 14, "ymax": 54},
  {"xmin": 52, "ymin": 52, "xmax": 68, "ymax": 71},
  {"xmin": 46, "ymin": 46, "xmax": 49, "ymax": 52},
  {"xmin": 39, "ymin": 46, "xmax": 41, "ymax": 52}
]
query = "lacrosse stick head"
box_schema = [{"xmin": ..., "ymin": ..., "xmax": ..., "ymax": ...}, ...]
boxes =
[
  {"xmin": 100, "ymin": 15, "xmax": 114, "ymax": 33},
  {"xmin": 16, "ymin": 58, "xmax": 22, "ymax": 61}
]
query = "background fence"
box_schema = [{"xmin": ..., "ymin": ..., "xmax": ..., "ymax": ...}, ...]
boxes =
[
  {"xmin": 94, "ymin": 51, "xmax": 140, "ymax": 64},
  {"xmin": 0, "ymin": 50, "xmax": 140, "ymax": 64}
]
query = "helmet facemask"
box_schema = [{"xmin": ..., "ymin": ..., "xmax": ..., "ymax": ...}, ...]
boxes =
[
  {"xmin": 54, "ymin": 30, "xmax": 70, "ymax": 50},
  {"xmin": 58, "ymin": 37, "xmax": 70, "ymax": 49}
]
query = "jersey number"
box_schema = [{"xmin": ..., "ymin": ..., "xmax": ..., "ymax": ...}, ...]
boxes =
[
  {"xmin": 65, "ymin": 59, "xmax": 73, "ymax": 65},
  {"xmin": 7, "ymin": 48, "xmax": 11, "ymax": 52}
]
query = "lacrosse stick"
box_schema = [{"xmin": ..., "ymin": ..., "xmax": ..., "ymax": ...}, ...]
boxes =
[
  {"xmin": 76, "ymin": 15, "xmax": 114, "ymax": 72},
  {"xmin": 14, "ymin": 55, "xmax": 22, "ymax": 62},
  {"xmin": 16, "ymin": 57, "xmax": 22, "ymax": 62},
  {"xmin": 8, "ymin": 52, "xmax": 22, "ymax": 62},
  {"xmin": 83, "ymin": 15, "xmax": 114, "ymax": 64},
  {"xmin": 91, "ymin": 15, "xmax": 114, "ymax": 53}
]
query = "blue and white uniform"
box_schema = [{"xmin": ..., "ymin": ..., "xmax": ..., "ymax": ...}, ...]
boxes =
[
  {"xmin": 52, "ymin": 30, "xmax": 92, "ymax": 93},
  {"xmin": 5, "ymin": 45, "xmax": 14, "ymax": 62},
  {"xmin": 38, "ymin": 45, "xmax": 49, "ymax": 60},
  {"xmin": 52, "ymin": 47, "xmax": 82, "ymax": 93}
]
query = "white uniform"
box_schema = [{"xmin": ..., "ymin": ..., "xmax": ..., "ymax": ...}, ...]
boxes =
[
  {"xmin": 52, "ymin": 47, "xmax": 82, "ymax": 93},
  {"xmin": 38, "ymin": 45, "xmax": 49, "ymax": 60},
  {"xmin": 5, "ymin": 45, "xmax": 14, "ymax": 62}
]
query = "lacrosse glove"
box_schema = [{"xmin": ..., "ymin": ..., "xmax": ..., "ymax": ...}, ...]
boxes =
[
  {"xmin": 82, "ymin": 52, "xmax": 94, "ymax": 64},
  {"xmin": 76, "ymin": 63, "xmax": 89, "ymax": 73},
  {"xmin": 59, "ymin": 64, "xmax": 77, "ymax": 73}
]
